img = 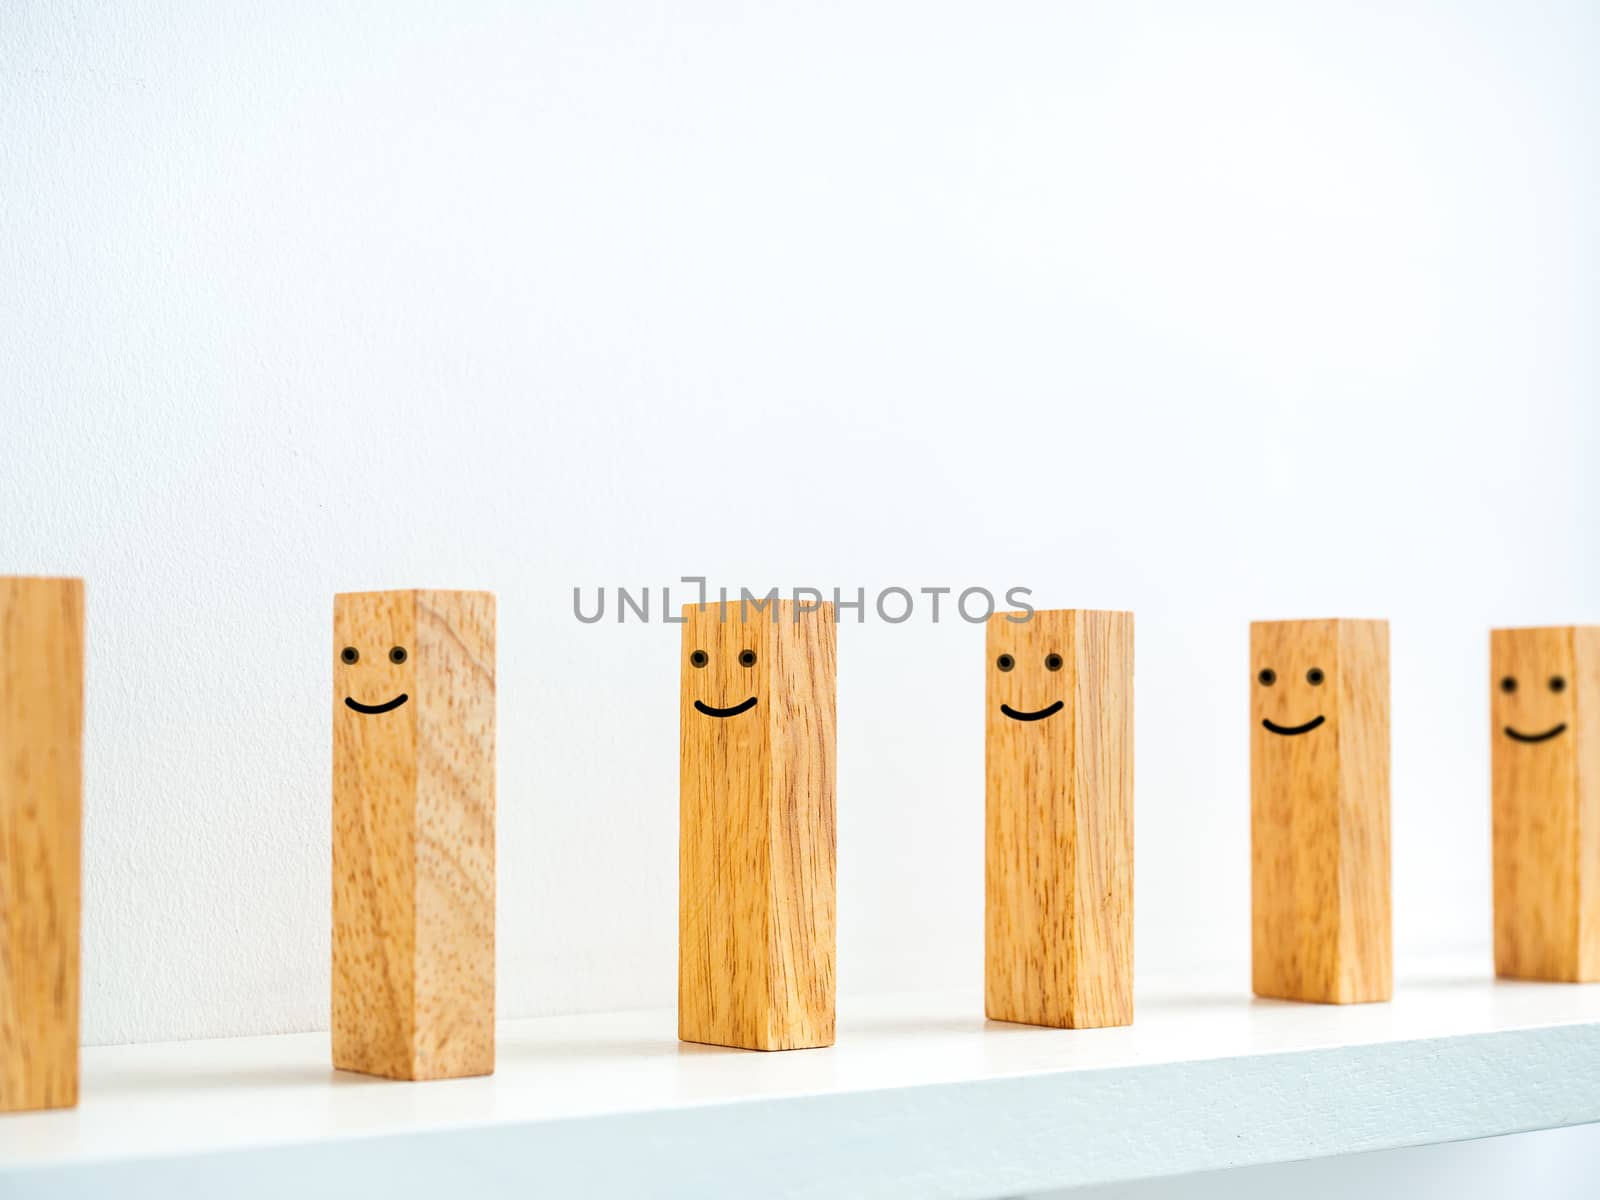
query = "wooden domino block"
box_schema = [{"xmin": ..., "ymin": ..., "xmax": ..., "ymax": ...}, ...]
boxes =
[
  {"xmin": 679, "ymin": 599, "xmax": 836, "ymax": 1051},
  {"xmin": 1491, "ymin": 626, "xmax": 1600, "ymax": 982},
  {"xmin": 0, "ymin": 577, "xmax": 83, "ymax": 1114},
  {"xmin": 332, "ymin": 589, "xmax": 495, "ymax": 1080},
  {"xmin": 985, "ymin": 608, "xmax": 1134, "ymax": 1029},
  {"xmin": 1251, "ymin": 618, "xmax": 1391, "ymax": 1004}
]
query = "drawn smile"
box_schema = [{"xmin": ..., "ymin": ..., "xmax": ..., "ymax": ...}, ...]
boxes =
[
  {"xmin": 695, "ymin": 697, "xmax": 758, "ymax": 719},
  {"xmin": 1262, "ymin": 715, "xmax": 1325, "ymax": 736},
  {"xmin": 1001, "ymin": 701, "xmax": 1064, "ymax": 723},
  {"xmin": 1504, "ymin": 724, "xmax": 1566, "ymax": 744},
  {"xmin": 345, "ymin": 694, "xmax": 409, "ymax": 715}
]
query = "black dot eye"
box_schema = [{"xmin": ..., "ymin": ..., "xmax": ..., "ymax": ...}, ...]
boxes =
[
  {"xmin": 1044, "ymin": 652, "xmax": 1063, "ymax": 671},
  {"xmin": 1500, "ymin": 676, "xmax": 1517, "ymax": 694},
  {"xmin": 1550, "ymin": 676, "xmax": 1567, "ymax": 693},
  {"xmin": 996, "ymin": 653, "xmax": 1015, "ymax": 672},
  {"xmin": 689, "ymin": 649, "xmax": 708, "ymax": 669},
  {"xmin": 738, "ymin": 649, "xmax": 757, "ymax": 668},
  {"xmin": 389, "ymin": 646, "xmax": 408, "ymax": 665},
  {"xmin": 1257, "ymin": 668, "xmax": 1276, "ymax": 686},
  {"xmin": 340, "ymin": 646, "xmax": 359, "ymax": 665},
  {"xmin": 1307, "ymin": 667, "xmax": 1325, "ymax": 686}
]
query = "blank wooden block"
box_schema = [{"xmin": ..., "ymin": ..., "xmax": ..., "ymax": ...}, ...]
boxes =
[
  {"xmin": 0, "ymin": 577, "xmax": 83, "ymax": 1114},
  {"xmin": 332, "ymin": 589, "xmax": 495, "ymax": 1081},
  {"xmin": 679, "ymin": 600, "xmax": 836, "ymax": 1051},
  {"xmin": 1491, "ymin": 625, "xmax": 1600, "ymax": 982},
  {"xmin": 1251, "ymin": 618, "xmax": 1391, "ymax": 1004},
  {"xmin": 985, "ymin": 608, "xmax": 1134, "ymax": 1029}
]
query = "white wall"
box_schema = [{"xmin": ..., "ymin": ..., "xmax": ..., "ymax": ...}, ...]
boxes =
[{"xmin": 2, "ymin": 0, "xmax": 1596, "ymax": 1046}]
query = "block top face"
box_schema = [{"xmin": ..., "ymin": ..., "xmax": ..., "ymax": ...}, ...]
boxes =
[{"xmin": 1491, "ymin": 626, "xmax": 1585, "ymax": 749}]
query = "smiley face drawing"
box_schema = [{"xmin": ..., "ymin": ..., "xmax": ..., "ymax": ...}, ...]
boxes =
[
  {"xmin": 338, "ymin": 641, "xmax": 411, "ymax": 714},
  {"xmin": 334, "ymin": 591, "xmax": 419, "ymax": 727},
  {"xmin": 1254, "ymin": 661, "xmax": 1328, "ymax": 737},
  {"xmin": 687, "ymin": 644, "xmax": 760, "ymax": 719},
  {"xmin": 993, "ymin": 649, "xmax": 1067, "ymax": 722},
  {"xmin": 1492, "ymin": 629, "xmax": 1574, "ymax": 745}
]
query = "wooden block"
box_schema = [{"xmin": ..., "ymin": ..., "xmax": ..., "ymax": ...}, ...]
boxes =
[
  {"xmin": 332, "ymin": 589, "xmax": 495, "ymax": 1080},
  {"xmin": 985, "ymin": 608, "xmax": 1134, "ymax": 1029},
  {"xmin": 1491, "ymin": 626, "xmax": 1600, "ymax": 982},
  {"xmin": 679, "ymin": 600, "xmax": 836, "ymax": 1051},
  {"xmin": 0, "ymin": 577, "xmax": 83, "ymax": 1114},
  {"xmin": 1251, "ymin": 618, "xmax": 1391, "ymax": 1004}
]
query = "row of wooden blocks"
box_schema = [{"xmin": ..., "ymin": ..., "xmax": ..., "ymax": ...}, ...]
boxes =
[{"xmin": 2, "ymin": 578, "xmax": 1596, "ymax": 1112}]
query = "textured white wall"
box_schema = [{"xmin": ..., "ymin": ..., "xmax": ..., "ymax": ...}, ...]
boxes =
[{"xmin": 2, "ymin": 0, "xmax": 1596, "ymax": 1046}]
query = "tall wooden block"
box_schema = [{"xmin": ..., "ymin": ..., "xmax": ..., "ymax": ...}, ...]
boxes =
[
  {"xmin": 985, "ymin": 608, "xmax": 1134, "ymax": 1030},
  {"xmin": 1491, "ymin": 626, "xmax": 1600, "ymax": 982},
  {"xmin": 1251, "ymin": 618, "xmax": 1391, "ymax": 1004},
  {"xmin": 332, "ymin": 589, "xmax": 495, "ymax": 1081},
  {"xmin": 0, "ymin": 577, "xmax": 82, "ymax": 1113},
  {"xmin": 679, "ymin": 600, "xmax": 836, "ymax": 1051}
]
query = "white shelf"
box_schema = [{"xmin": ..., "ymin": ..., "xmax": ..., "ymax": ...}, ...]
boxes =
[{"xmin": 4, "ymin": 954, "xmax": 1600, "ymax": 1198}]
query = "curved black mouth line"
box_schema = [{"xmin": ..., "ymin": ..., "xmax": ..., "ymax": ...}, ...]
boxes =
[
  {"xmin": 695, "ymin": 697, "xmax": 758, "ymax": 719},
  {"xmin": 1262, "ymin": 714, "xmax": 1325, "ymax": 736},
  {"xmin": 1505, "ymin": 723, "xmax": 1566, "ymax": 744},
  {"xmin": 1001, "ymin": 701, "xmax": 1065, "ymax": 723},
  {"xmin": 345, "ymin": 694, "xmax": 409, "ymax": 715}
]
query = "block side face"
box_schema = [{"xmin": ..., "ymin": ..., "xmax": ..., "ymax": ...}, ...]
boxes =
[
  {"xmin": 1069, "ymin": 610, "xmax": 1134, "ymax": 1028},
  {"xmin": 985, "ymin": 609, "xmax": 1077, "ymax": 1027},
  {"xmin": 1491, "ymin": 627, "xmax": 1582, "ymax": 980},
  {"xmin": 332, "ymin": 591, "xmax": 420, "ymax": 1078},
  {"xmin": 764, "ymin": 603, "xmax": 837, "ymax": 1049},
  {"xmin": 1334, "ymin": 619, "xmax": 1391, "ymax": 1002},
  {"xmin": 1576, "ymin": 629, "xmax": 1600, "ymax": 980},
  {"xmin": 679, "ymin": 603, "xmax": 775, "ymax": 1049},
  {"xmin": 0, "ymin": 578, "xmax": 83, "ymax": 1112},
  {"xmin": 1251, "ymin": 619, "xmax": 1342, "ymax": 1002},
  {"xmin": 411, "ymin": 591, "xmax": 496, "ymax": 1078}
]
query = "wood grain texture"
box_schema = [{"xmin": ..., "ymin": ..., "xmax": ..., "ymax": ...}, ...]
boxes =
[
  {"xmin": 1251, "ymin": 618, "xmax": 1391, "ymax": 1004},
  {"xmin": 679, "ymin": 600, "xmax": 836, "ymax": 1051},
  {"xmin": 0, "ymin": 577, "xmax": 82, "ymax": 1113},
  {"xmin": 985, "ymin": 609, "xmax": 1134, "ymax": 1029},
  {"xmin": 332, "ymin": 589, "xmax": 495, "ymax": 1080},
  {"xmin": 1491, "ymin": 626, "xmax": 1600, "ymax": 982}
]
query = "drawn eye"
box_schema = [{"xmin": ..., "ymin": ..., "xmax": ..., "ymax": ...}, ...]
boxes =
[
  {"xmin": 996, "ymin": 654, "xmax": 1015, "ymax": 672},
  {"xmin": 1500, "ymin": 676, "xmax": 1517, "ymax": 694},
  {"xmin": 1257, "ymin": 668, "xmax": 1276, "ymax": 686},
  {"xmin": 389, "ymin": 646, "xmax": 408, "ymax": 665},
  {"xmin": 1307, "ymin": 667, "xmax": 1325, "ymax": 686},
  {"xmin": 1045, "ymin": 653, "xmax": 1063, "ymax": 672},
  {"xmin": 738, "ymin": 649, "xmax": 757, "ymax": 668},
  {"xmin": 689, "ymin": 650, "xmax": 708, "ymax": 669},
  {"xmin": 340, "ymin": 647, "xmax": 359, "ymax": 665},
  {"xmin": 1550, "ymin": 676, "xmax": 1567, "ymax": 693}
]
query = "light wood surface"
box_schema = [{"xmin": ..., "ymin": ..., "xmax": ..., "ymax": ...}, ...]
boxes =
[
  {"xmin": 332, "ymin": 589, "xmax": 495, "ymax": 1080},
  {"xmin": 1251, "ymin": 618, "xmax": 1391, "ymax": 1004},
  {"xmin": 985, "ymin": 609, "xmax": 1134, "ymax": 1029},
  {"xmin": 0, "ymin": 577, "xmax": 83, "ymax": 1114},
  {"xmin": 1491, "ymin": 626, "xmax": 1600, "ymax": 982},
  {"xmin": 679, "ymin": 600, "xmax": 836, "ymax": 1051}
]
